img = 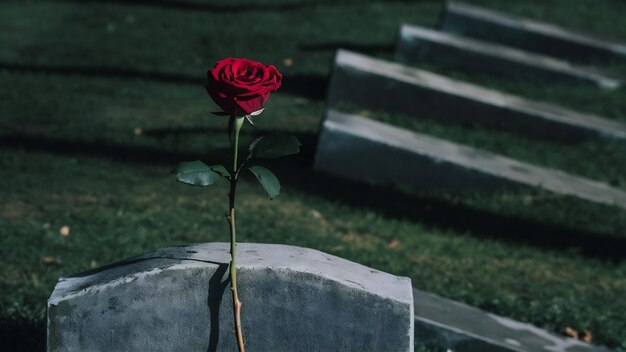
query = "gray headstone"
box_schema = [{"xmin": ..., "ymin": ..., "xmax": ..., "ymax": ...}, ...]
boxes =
[
  {"xmin": 327, "ymin": 50, "xmax": 626, "ymax": 143},
  {"xmin": 395, "ymin": 24, "xmax": 621, "ymax": 89},
  {"xmin": 314, "ymin": 109, "xmax": 626, "ymax": 209},
  {"xmin": 47, "ymin": 243, "xmax": 414, "ymax": 352},
  {"xmin": 412, "ymin": 289, "xmax": 614, "ymax": 352},
  {"xmin": 440, "ymin": 1, "xmax": 626, "ymax": 62}
]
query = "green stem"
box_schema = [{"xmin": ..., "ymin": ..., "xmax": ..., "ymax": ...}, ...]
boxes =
[
  {"xmin": 229, "ymin": 117, "xmax": 245, "ymax": 352},
  {"xmin": 232, "ymin": 117, "xmax": 244, "ymax": 173}
]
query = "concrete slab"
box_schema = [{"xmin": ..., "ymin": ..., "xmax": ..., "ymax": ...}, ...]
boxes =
[
  {"xmin": 314, "ymin": 109, "xmax": 626, "ymax": 209},
  {"xmin": 395, "ymin": 24, "xmax": 621, "ymax": 89},
  {"xmin": 439, "ymin": 1, "xmax": 626, "ymax": 62},
  {"xmin": 412, "ymin": 289, "xmax": 615, "ymax": 352},
  {"xmin": 327, "ymin": 50, "xmax": 626, "ymax": 143},
  {"xmin": 47, "ymin": 243, "xmax": 414, "ymax": 352}
]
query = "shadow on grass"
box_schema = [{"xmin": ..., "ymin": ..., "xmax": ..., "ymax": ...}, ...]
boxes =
[
  {"xmin": 272, "ymin": 158, "xmax": 626, "ymax": 263},
  {"xmin": 274, "ymin": 134, "xmax": 626, "ymax": 263},
  {"xmin": 0, "ymin": 317, "xmax": 46, "ymax": 352},
  {"xmin": 0, "ymin": 133, "xmax": 220, "ymax": 165},
  {"xmin": 61, "ymin": 0, "xmax": 431, "ymax": 13},
  {"xmin": 299, "ymin": 42, "xmax": 395, "ymax": 56},
  {"xmin": 1, "ymin": 131, "xmax": 625, "ymax": 262},
  {"xmin": 0, "ymin": 62, "xmax": 328, "ymax": 101}
]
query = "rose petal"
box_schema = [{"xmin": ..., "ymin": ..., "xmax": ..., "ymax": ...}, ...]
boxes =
[{"xmin": 206, "ymin": 57, "xmax": 282, "ymax": 116}]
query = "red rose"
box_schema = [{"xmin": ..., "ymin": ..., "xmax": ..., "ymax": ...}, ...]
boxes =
[{"xmin": 206, "ymin": 58, "xmax": 282, "ymax": 116}]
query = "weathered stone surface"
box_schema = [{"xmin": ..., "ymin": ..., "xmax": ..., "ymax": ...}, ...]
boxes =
[
  {"xmin": 327, "ymin": 50, "xmax": 626, "ymax": 143},
  {"xmin": 395, "ymin": 24, "xmax": 621, "ymax": 88},
  {"xmin": 440, "ymin": 1, "xmax": 626, "ymax": 62},
  {"xmin": 412, "ymin": 289, "xmax": 614, "ymax": 352},
  {"xmin": 314, "ymin": 109, "xmax": 626, "ymax": 209},
  {"xmin": 47, "ymin": 243, "xmax": 414, "ymax": 352}
]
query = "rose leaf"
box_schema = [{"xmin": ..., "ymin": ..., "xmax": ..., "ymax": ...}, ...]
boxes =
[
  {"xmin": 174, "ymin": 160, "xmax": 222, "ymax": 186},
  {"xmin": 248, "ymin": 165, "xmax": 280, "ymax": 199},
  {"xmin": 210, "ymin": 164, "xmax": 230, "ymax": 178},
  {"xmin": 249, "ymin": 134, "xmax": 300, "ymax": 159}
]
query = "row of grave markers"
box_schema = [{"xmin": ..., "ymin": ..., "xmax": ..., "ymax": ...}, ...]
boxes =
[
  {"xmin": 315, "ymin": 3, "xmax": 626, "ymax": 351},
  {"xmin": 315, "ymin": 2, "xmax": 626, "ymax": 212}
]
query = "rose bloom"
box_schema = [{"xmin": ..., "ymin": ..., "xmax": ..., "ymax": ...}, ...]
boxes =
[{"xmin": 206, "ymin": 58, "xmax": 282, "ymax": 116}]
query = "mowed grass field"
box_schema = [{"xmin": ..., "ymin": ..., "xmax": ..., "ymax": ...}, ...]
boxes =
[{"xmin": 1, "ymin": 0, "xmax": 625, "ymax": 350}]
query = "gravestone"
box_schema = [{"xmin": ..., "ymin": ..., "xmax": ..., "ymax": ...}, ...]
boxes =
[
  {"xmin": 411, "ymin": 289, "xmax": 614, "ymax": 352},
  {"xmin": 395, "ymin": 24, "xmax": 621, "ymax": 88},
  {"xmin": 440, "ymin": 2, "xmax": 626, "ymax": 62},
  {"xmin": 314, "ymin": 109, "xmax": 626, "ymax": 210},
  {"xmin": 328, "ymin": 49, "xmax": 626, "ymax": 143},
  {"xmin": 47, "ymin": 243, "xmax": 414, "ymax": 352}
]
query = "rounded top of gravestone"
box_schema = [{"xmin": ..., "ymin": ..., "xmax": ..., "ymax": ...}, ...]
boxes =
[{"xmin": 50, "ymin": 242, "xmax": 412, "ymax": 306}]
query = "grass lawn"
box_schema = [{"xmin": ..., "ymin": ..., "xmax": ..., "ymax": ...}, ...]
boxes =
[{"xmin": 1, "ymin": 0, "xmax": 625, "ymax": 350}]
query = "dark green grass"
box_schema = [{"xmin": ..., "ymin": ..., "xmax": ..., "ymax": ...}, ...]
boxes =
[{"xmin": 1, "ymin": 0, "xmax": 626, "ymax": 350}]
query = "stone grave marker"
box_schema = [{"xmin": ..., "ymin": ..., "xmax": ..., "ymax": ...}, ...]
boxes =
[
  {"xmin": 395, "ymin": 24, "xmax": 621, "ymax": 89},
  {"xmin": 314, "ymin": 109, "xmax": 626, "ymax": 210},
  {"xmin": 327, "ymin": 49, "xmax": 626, "ymax": 143},
  {"xmin": 47, "ymin": 243, "xmax": 414, "ymax": 352},
  {"xmin": 411, "ymin": 289, "xmax": 615, "ymax": 352},
  {"xmin": 440, "ymin": 1, "xmax": 626, "ymax": 62}
]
